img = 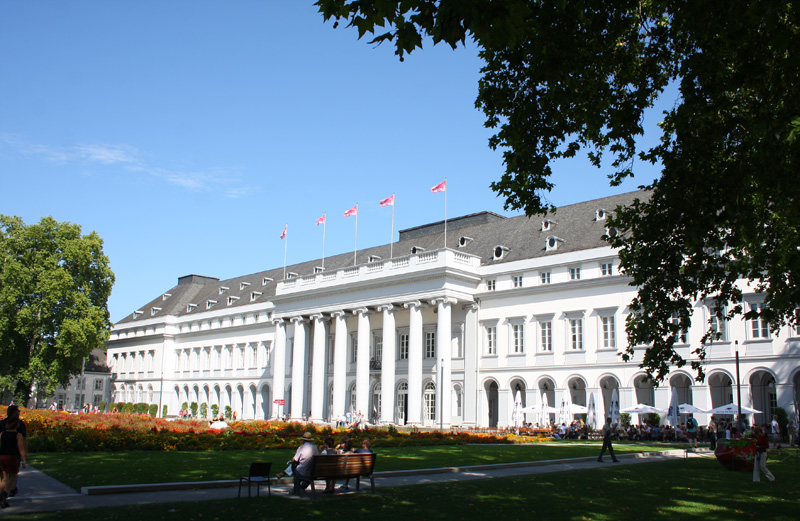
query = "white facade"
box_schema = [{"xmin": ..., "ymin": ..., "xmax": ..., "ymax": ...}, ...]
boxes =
[{"xmin": 107, "ymin": 192, "xmax": 800, "ymax": 427}]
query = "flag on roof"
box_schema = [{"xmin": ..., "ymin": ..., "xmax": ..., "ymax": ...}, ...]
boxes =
[
  {"xmin": 344, "ymin": 205, "xmax": 358, "ymax": 217},
  {"xmin": 431, "ymin": 180, "xmax": 446, "ymax": 193},
  {"xmin": 379, "ymin": 195, "xmax": 394, "ymax": 207},
  {"xmin": 280, "ymin": 225, "xmax": 287, "ymax": 239},
  {"xmin": 316, "ymin": 214, "xmax": 326, "ymax": 225}
]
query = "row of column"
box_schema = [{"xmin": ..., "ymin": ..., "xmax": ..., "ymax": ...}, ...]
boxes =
[{"xmin": 270, "ymin": 297, "xmax": 458, "ymax": 426}]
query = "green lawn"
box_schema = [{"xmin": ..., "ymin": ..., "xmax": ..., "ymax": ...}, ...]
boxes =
[
  {"xmin": 10, "ymin": 455, "xmax": 800, "ymax": 521},
  {"xmin": 31, "ymin": 442, "xmax": 679, "ymax": 489}
]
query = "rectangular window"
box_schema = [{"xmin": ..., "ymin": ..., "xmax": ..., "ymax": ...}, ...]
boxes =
[
  {"xmin": 570, "ymin": 267, "xmax": 581, "ymax": 280},
  {"xmin": 425, "ymin": 331, "xmax": 436, "ymax": 358},
  {"xmin": 540, "ymin": 272, "xmax": 551, "ymax": 284},
  {"xmin": 569, "ymin": 318, "xmax": 583, "ymax": 350},
  {"xmin": 601, "ymin": 316, "xmax": 616, "ymax": 349},
  {"xmin": 374, "ymin": 335, "xmax": 383, "ymax": 362},
  {"xmin": 601, "ymin": 263, "xmax": 613, "ymax": 276},
  {"xmin": 709, "ymin": 308, "xmax": 728, "ymax": 342},
  {"xmin": 511, "ymin": 323, "xmax": 524, "ymax": 353},
  {"xmin": 399, "ymin": 333, "xmax": 409, "ymax": 360},
  {"xmin": 670, "ymin": 313, "xmax": 688, "ymax": 343},
  {"xmin": 94, "ymin": 379, "xmax": 103, "ymax": 391},
  {"xmin": 485, "ymin": 326, "xmax": 497, "ymax": 355},
  {"xmin": 794, "ymin": 309, "xmax": 800, "ymax": 337},
  {"xmin": 513, "ymin": 275, "xmax": 523, "ymax": 288},
  {"xmin": 540, "ymin": 321, "xmax": 552, "ymax": 352},
  {"xmin": 351, "ymin": 337, "xmax": 358, "ymax": 362},
  {"xmin": 749, "ymin": 302, "xmax": 769, "ymax": 339},
  {"xmin": 486, "ymin": 279, "xmax": 496, "ymax": 291}
]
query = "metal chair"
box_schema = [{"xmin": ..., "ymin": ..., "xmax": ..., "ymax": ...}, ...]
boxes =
[{"xmin": 238, "ymin": 462, "xmax": 272, "ymax": 498}]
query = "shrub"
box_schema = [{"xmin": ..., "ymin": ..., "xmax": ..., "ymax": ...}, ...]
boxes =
[
  {"xmin": 646, "ymin": 413, "xmax": 661, "ymax": 427},
  {"xmin": 181, "ymin": 402, "xmax": 189, "ymax": 413},
  {"xmin": 774, "ymin": 407, "xmax": 789, "ymax": 440},
  {"xmin": 148, "ymin": 404, "xmax": 158, "ymax": 417},
  {"xmin": 135, "ymin": 403, "xmax": 149, "ymax": 415},
  {"xmin": 224, "ymin": 406, "xmax": 232, "ymax": 419},
  {"xmin": 620, "ymin": 413, "xmax": 631, "ymax": 426},
  {"xmin": 190, "ymin": 402, "xmax": 199, "ymax": 417},
  {"xmin": 123, "ymin": 402, "xmax": 135, "ymax": 414},
  {"xmin": 200, "ymin": 403, "xmax": 208, "ymax": 418},
  {"xmin": 211, "ymin": 404, "xmax": 219, "ymax": 418},
  {"xmin": 99, "ymin": 401, "xmax": 107, "ymax": 413},
  {"xmin": 162, "ymin": 404, "xmax": 168, "ymax": 418}
]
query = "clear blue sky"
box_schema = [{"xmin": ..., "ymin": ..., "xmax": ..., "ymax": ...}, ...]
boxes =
[{"xmin": 1, "ymin": 1, "xmax": 663, "ymax": 323}]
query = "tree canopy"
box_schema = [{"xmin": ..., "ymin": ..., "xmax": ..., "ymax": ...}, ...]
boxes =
[
  {"xmin": 317, "ymin": 0, "xmax": 800, "ymax": 383},
  {"xmin": 0, "ymin": 215, "xmax": 115, "ymax": 405}
]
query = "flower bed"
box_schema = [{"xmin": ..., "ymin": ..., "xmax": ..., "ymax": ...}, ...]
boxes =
[{"xmin": 5, "ymin": 406, "xmax": 512, "ymax": 452}]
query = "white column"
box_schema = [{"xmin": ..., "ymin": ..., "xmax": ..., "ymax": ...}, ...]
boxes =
[
  {"xmin": 433, "ymin": 297, "xmax": 456, "ymax": 429},
  {"xmin": 331, "ymin": 311, "xmax": 347, "ymax": 421},
  {"xmin": 354, "ymin": 307, "xmax": 371, "ymax": 418},
  {"xmin": 378, "ymin": 304, "xmax": 396, "ymax": 424},
  {"xmin": 290, "ymin": 316, "xmax": 307, "ymax": 420},
  {"xmin": 271, "ymin": 319, "xmax": 286, "ymax": 419},
  {"xmin": 405, "ymin": 300, "xmax": 423, "ymax": 426},
  {"xmin": 310, "ymin": 313, "xmax": 327, "ymax": 422},
  {"xmin": 463, "ymin": 303, "xmax": 478, "ymax": 426}
]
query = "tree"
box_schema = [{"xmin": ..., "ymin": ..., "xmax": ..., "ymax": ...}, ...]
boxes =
[
  {"xmin": 0, "ymin": 215, "xmax": 114, "ymax": 405},
  {"xmin": 316, "ymin": 0, "xmax": 800, "ymax": 383}
]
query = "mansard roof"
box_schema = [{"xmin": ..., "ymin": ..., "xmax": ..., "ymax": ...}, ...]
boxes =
[{"xmin": 116, "ymin": 190, "xmax": 647, "ymax": 325}]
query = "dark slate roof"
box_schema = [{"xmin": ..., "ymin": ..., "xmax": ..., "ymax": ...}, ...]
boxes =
[
  {"xmin": 84, "ymin": 348, "xmax": 110, "ymax": 373},
  {"xmin": 116, "ymin": 190, "xmax": 648, "ymax": 325}
]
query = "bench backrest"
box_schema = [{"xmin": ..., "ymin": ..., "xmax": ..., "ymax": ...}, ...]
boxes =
[{"xmin": 310, "ymin": 452, "xmax": 376, "ymax": 478}]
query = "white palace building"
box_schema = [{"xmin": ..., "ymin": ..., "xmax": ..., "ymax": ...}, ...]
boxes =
[{"xmin": 106, "ymin": 191, "xmax": 800, "ymax": 428}]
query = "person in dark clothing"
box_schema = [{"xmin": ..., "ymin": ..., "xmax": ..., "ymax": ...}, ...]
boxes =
[
  {"xmin": 0, "ymin": 406, "xmax": 26, "ymax": 499},
  {"xmin": 0, "ymin": 418, "xmax": 27, "ymax": 508},
  {"xmin": 597, "ymin": 417, "xmax": 619, "ymax": 463}
]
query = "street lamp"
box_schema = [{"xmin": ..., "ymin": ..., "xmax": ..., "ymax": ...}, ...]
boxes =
[{"xmin": 735, "ymin": 340, "xmax": 742, "ymax": 418}]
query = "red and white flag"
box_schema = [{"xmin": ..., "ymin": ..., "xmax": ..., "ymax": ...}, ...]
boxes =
[
  {"xmin": 431, "ymin": 180, "xmax": 447, "ymax": 193},
  {"xmin": 279, "ymin": 225, "xmax": 287, "ymax": 240},
  {"xmin": 344, "ymin": 204, "xmax": 358, "ymax": 217},
  {"xmin": 316, "ymin": 213, "xmax": 326, "ymax": 225},
  {"xmin": 379, "ymin": 195, "xmax": 394, "ymax": 207}
]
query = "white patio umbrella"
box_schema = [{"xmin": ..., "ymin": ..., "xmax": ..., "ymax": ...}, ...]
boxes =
[
  {"xmin": 620, "ymin": 403, "xmax": 665, "ymax": 414},
  {"xmin": 707, "ymin": 403, "xmax": 762, "ymax": 415},
  {"xmin": 570, "ymin": 403, "xmax": 588, "ymax": 414},
  {"xmin": 513, "ymin": 390, "xmax": 523, "ymax": 431},
  {"xmin": 610, "ymin": 388, "xmax": 620, "ymax": 425},
  {"xmin": 587, "ymin": 392, "xmax": 598, "ymax": 430},
  {"xmin": 667, "ymin": 387, "xmax": 680, "ymax": 426},
  {"xmin": 678, "ymin": 403, "xmax": 708, "ymax": 414}
]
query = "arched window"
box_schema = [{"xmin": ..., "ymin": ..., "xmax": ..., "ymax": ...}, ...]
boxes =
[{"xmin": 424, "ymin": 382, "xmax": 436, "ymax": 421}]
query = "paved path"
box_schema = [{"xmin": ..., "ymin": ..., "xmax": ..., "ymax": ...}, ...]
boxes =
[{"xmin": 6, "ymin": 449, "xmax": 708, "ymax": 514}]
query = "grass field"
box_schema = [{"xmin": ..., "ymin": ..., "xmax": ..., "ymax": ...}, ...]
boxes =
[
  {"xmin": 31, "ymin": 441, "xmax": 682, "ymax": 489},
  {"xmin": 8, "ymin": 452, "xmax": 800, "ymax": 521}
]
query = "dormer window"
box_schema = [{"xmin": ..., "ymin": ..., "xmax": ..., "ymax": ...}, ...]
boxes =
[
  {"xmin": 219, "ymin": 286, "xmax": 229, "ymax": 295},
  {"xmin": 314, "ymin": 266, "xmax": 325, "ymax": 274},
  {"xmin": 240, "ymin": 282, "xmax": 250, "ymax": 290},
  {"xmin": 250, "ymin": 291, "xmax": 262, "ymax": 302},
  {"xmin": 605, "ymin": 227, "xmax": 618, "ymax": 238},
  {"xmin": 541, "ymin": 219, "xmax": 557, "ymax": 232},
  {"xmin": 132, "ymin": 310, "xmax": 144, "ymax": 319},
  {"xmin": 227, "ymin": 296, "xmax": 240, "ymax": 306},
  {"xmin": 546, "ymin": 236, "xmax": 564, "ymax": 252},
  {"xmin": 262, "ymin": 277, "xmax": 273, "ymax": 286},
  {"xmin": 187, "ymin": 303, "xmax": 198, "ymax": 312},
  {"xmin": 286, "ymin": 272, "xmax": 298, "ymax": 279},
  {"xmin": 596, "ymin": 208, "xmax": 609, "ymax": 221},
  {"xmin": 458, "ymin": 236, "xmax": 473, "ymax": 248},
  {"xmin": 493, "ymin": 245, "xmax": 510, "ymax": 260},
  {"xmin": 411, "ymin": 246, "xmax": 425, "ymax": 254},
  {"xmin": 151, "ymin": 307, "xmax": 161, "ymax": 316},
  {"xmin": 162, "ymin": 293, "xmax": 172, "ymax": 301},
  {"xmin": 368, "ymin": 255, "xmax": 381, "ymax": 263},
  {"xmin": 206, "ymin": 300, "xmax": 218, "ymax": 309}
]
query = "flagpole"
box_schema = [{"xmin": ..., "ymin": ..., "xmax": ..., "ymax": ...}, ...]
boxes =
[
  {"xmin": 354, "ymin": 204, "xmax": 358, "ymax": 266},
  {"xmin": 283, "ymin": 223, "xmax": 287, "ymax": 280},
  {"xmin": 322, "ymin": 215, "xmax": 326, "ymax": 271},
  {"xmin": 444, "ymin": 177, "xmax": 448, "ymax": 249},
  {"xmin": 390, "ymin": 193, "xmax": 395, "ymax": 259}
]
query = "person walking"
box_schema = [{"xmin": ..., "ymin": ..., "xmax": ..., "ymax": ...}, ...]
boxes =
[
  {"xmin": 685, "ymin": 414, "xmax": 699, "ymax": 449},
  {"xmin": 597, "ymin": 417, "xmax": 619, "ymax": 463},
  {"xmin": 0, "ymin": 418, "xmax": 27, "ymax": 508},
  {"xmin": 753, "ymin": 427, "xmax": 776, "ymax": 483},
  {"xmin": 0, "ymin": 406, "xmax": 26, "ymax": 498},
  {"xmin": 708, "ymin": 416, "xmax": 718, "ymax": 450}
]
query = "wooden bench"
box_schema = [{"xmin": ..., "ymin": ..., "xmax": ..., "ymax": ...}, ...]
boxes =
[{"xmin": 305, "ymin": 452, "xmax": 377, "ymax": 495}]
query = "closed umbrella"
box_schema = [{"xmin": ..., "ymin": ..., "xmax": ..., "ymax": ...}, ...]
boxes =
[
  {"xmin": 513, "ymin": 390, "xmax": 523, "ymax": 431},
  {"xmin": 610, "ymin": 388, "xmax": 620, "ymax": 425},
  {"xmin": 587, "ymin": 392, "xmax": 598, "ymax": 430},
  {"xmin": 667, "ymin": 387, "xmax": 680, "ymax": 426}
]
